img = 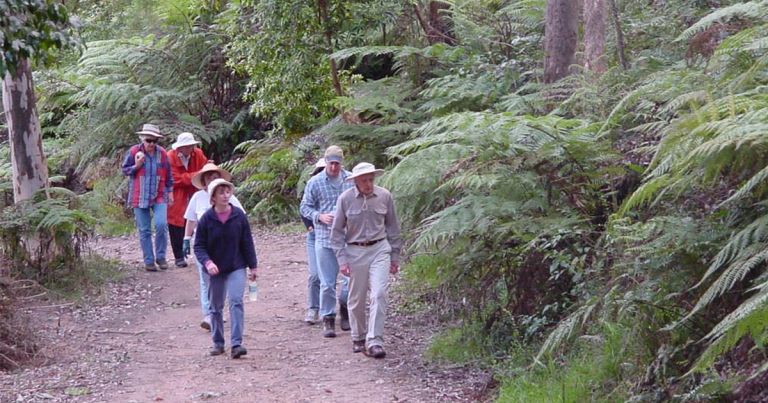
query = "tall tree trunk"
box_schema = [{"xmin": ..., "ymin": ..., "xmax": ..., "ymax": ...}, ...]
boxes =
[
  {"xmin": 607, "ymin": 0, "xmax": 629, "ymax": 70},
  {"xmin": 544, "ymin": 0, "xmax": 579, "ymax": 83},
  {"xmin": 316, "ymin": 0, "xmax": 343, "ymax": 96},
  {"xmin": 584, "ymin": 0, "xmax": 607, "ymax": 74},
  {"xmin": 427, "ymin": 1, "xmax": 456, "ymax": 45},
  {"xmin": 414, "ymin": 1, "xmax": 456, "ymax": 45},
  {"xmin": 2, "ymin": 58, "xmax": 49, "ymax": 203}
]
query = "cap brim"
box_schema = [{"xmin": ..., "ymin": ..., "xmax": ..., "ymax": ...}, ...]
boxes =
[{"xmin": 325, "ymin": 156, "xmax": 342, "ymax": 162}]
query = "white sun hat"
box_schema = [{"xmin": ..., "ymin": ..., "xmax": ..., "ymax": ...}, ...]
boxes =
[
  {"xmin": 345, "ymin": 162, "xmax": 384, "ymax": 181},
  {"xmin": 207, "ymin": 178, "xmax": 235, "ymax": 204},
  {"xmin": 172, "ymin": 132, "xmax": 201, "ymax": 149}
]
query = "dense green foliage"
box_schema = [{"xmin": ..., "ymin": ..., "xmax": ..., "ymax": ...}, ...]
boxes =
[
  {"xmin": 6, "ymin": 0, "xmax": 768, "ymax": 400},
  {"xmin": 0, "ymin": 0, "xmax": 80, "ymax": 76}
]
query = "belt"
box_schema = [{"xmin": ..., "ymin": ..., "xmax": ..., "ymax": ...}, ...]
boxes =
[{"xmin": 348, "ymin": 238, "xmax": 384, "ymax": 247}]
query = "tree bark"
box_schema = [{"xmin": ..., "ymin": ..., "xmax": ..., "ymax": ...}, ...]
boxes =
[
  {"xmin": 428, "ymin": 1, "xmax": 456, "ymax": 45},
  {"xmin": 2, "ymin": 58, "xmax": 49, "ymax": 203},
  {"xmin": 607, "ymin": 0, "xmax": 629, "ymax": 70},
  {"xmin": 414, "ymin": 1, "xmax": 456, "ymax": 45},
  {"xmin": 316, "ymin": 0, "xmax": 343, "ymax": 96},
  {"xmin": 584, "ymin": 0, "xmax": 607, "ymax": 74},
  {"xmin": 544, "ymin": 0, "xmax": 579, "ymax": 83}
]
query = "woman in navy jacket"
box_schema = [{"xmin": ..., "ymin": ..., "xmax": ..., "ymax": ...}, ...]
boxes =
[{"xmin": 194, "ymin": 178, "xmax": 258, "ymax": 359}]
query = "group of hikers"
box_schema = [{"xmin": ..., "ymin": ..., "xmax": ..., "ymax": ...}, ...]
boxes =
[{"xmin": 121, "ymin": 124, "xmax": 402, "ymax": 360}]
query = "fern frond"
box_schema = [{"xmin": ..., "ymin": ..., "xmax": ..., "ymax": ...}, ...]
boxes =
[
  {"xmin": 535, "ymin": 303, "xmax": 597, "ymax": 361},
  {"xmin": 676, "ymin": 1, "xmax": 768, "ymax": 43},
  {"xmin": 682, "ymin": 244, "xmax": 768, "ymax": 322},
  {"xmin": 692, "ymin": 214, "xmax": 768, "ymax": 291},
  {"xmin": 718, "ymin": 163, "xmax": 768, "ymax": 207},
  {"xmin": 691, "ymin": 285, "xmax": 768, "ymax": 371}
]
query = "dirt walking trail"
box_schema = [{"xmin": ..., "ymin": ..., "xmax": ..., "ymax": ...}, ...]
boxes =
[{"xmin": 1, "ymin": 230, "xmax": 488, "ymax": 402}]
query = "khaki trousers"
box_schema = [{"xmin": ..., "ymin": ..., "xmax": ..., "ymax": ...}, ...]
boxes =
[{"xmin": 346, "ymin": 240, "xmax": 391, "ymax": 348}]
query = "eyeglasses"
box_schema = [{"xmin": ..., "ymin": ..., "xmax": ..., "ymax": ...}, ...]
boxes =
[{"xmin": 144, "ymin": 138, "xmax": 157, "ymax": 144}]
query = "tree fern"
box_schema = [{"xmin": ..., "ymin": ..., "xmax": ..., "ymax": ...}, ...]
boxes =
[{"xmin": 676, "ymin": 1, "xmax": 768, "ymax": 43}]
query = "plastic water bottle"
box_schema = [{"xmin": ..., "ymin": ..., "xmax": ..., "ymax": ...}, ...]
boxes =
[{"xmin": 248, "ymin": 269, "xmax": 258, "ymax": 302}]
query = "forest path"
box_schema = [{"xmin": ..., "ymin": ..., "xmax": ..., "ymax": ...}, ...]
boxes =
[{"xmin": 1, "ymin": 229, "xmax": 485, "ymax": 402}]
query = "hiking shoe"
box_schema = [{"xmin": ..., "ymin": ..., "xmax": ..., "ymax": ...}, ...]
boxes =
[
  {"xmin": 144, "ymin": 263, "xmax": 158, "ymax": 272},
  {"xmin": 365, "ymin": 345, "xmax": 386, "ymax": 359},
  {"xmin": 352, "ymin": 340, "xmax": 365, "ymax": 353},
  {"xmin": 231, "ymin": 345, "xmax": 247, "ymax": 359},
  {"xmin": 156, "ymin": 259, "xmax": 169, "ymax": 270},
  {"xmin": 175, "ymin": 258, "xmax": 188, "ymax": 268},
  {"xmin": 339, "ymin": 303, "xmax": 350, "ymax": 331},
  {"xmin": 209, "ymin": 346, "xmax": 225, "ymax": 356},
  {"xmin": 323, "ymin": 316, "xmax": 336, "ymax": 338},
  {"xmin": 200, "ymin": 315, "xmax": 211, "ymax": 331},
  {"xmin": 304, "ymin": 308, "xmax": 319, "ymax": 325}
]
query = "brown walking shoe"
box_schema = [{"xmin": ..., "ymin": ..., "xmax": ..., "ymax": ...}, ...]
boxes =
[
  {"xmin": 352, "ymin": 340, "xmax": 365, "ymax": 353},
  {"xmin": 323, "ymin": 316, "xmax": 336, "ymax": 338},
  {"xmin": 156, "ymin": 259, "xmax": 169, "ymax": 270},
  {"xmin": 365, "ymin": 345, "xmax": 386, "ymax": 359}
]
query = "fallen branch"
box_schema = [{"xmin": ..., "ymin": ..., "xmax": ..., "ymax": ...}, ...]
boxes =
[
  {"xmin": 94, "ymin": 330, "xmax": 147, "ymax": 336},
  {"xmin": 25, "ymin": 302, "xmax": 74, "ymax": 310},
  {"xmin": 20, "ymin": 291, "xmax": 48, "ymax": 300},
  {"xmin": 0, "ymin": 351, "xmax": 20, "ymax": 369}
]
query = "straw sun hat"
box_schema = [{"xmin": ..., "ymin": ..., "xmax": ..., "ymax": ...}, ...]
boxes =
[{"xmin": 191, "ymin": 163, "xmax": 232, "ymax": 190}]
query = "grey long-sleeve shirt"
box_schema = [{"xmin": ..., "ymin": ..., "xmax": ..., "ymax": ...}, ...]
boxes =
[{"xmin": 330, "ymin": 185, "xmax": 402, "ymax": 266}]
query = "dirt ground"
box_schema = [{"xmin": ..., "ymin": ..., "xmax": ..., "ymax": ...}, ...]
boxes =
[{"xmin": 0, "ymin": 229, "xmax": 492, "ymax": 402}]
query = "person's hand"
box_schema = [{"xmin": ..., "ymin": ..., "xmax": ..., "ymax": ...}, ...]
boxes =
[
  {"xmin": 248, "ymin": 268, "xmax": 258, "ymax": 281},
  {"xmin": 182, "ymin": 238, "xmax": 190, "ymax": 258},
  {"xmin": 134, "ymin": 151, "xmax": 145, "ymax": 167},
  {"xmin": 206, "ymin": 262, "xmax": 219, "ymax": 275},
  {"xmin": 318, "ymin": 213, "xmax": 334, "ymax": 225},
  {"xmin": 168, "ymin": 192, "xmax": 174, "ymax": 206},
  {"xmin": 389, "ymin": 262, "xmax": 399, "ymax": 274},
  {"xmin": 340, "ymin": 264, "xmax": 351, "ymax": 276}
]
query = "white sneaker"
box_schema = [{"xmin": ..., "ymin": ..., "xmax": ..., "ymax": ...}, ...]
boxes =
[{"xmin": 304, "ymin": 308, "xmax": 319, "ymax": 324}]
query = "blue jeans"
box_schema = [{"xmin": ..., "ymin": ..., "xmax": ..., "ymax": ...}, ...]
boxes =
[
  {"xmin": 133, "ymin": 204, "xmax": 168, "ymax": 265},
  {"xmin": 196, "ymin": 256, "xmax": 211, "ymax": 317},
  {"xmin": 315, "ymin": 245, "xmax": 349, "ymax": 317},
  {"xmin": 209, "ymin": 268, "xmax": 246, "ymax": 348},
  {"xmin": 306, "ymin": 231, "xmax": 320, "ymax": 310}
]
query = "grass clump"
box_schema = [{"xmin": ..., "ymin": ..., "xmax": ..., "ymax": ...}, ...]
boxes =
[{"xmin": 497, "ymin": 325, "xmax": 631, "ymax": 403}]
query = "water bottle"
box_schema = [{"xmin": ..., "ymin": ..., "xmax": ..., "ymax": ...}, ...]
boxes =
[{"xmin": 247, "ymin": 269, "xmax": 258, "ymax": 302}]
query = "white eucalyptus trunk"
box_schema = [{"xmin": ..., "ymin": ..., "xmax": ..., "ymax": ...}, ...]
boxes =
[{"xmin": 2, "ymin": 58, "xmax": 49, "ymax": 203}]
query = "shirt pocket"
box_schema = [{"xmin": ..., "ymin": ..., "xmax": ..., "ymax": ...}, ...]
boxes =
[{"xmin": 348, "ymin": 208, "xmax": 362, "ymax": 218}]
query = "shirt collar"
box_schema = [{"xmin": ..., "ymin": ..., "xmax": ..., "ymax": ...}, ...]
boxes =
[
  {"xmin": 322, "ymin": 169, "xmax": 351, "ymax": 181},
  {"xmin": 354, "ymin": 186, "xmax": 377, "ymax": 198}
]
